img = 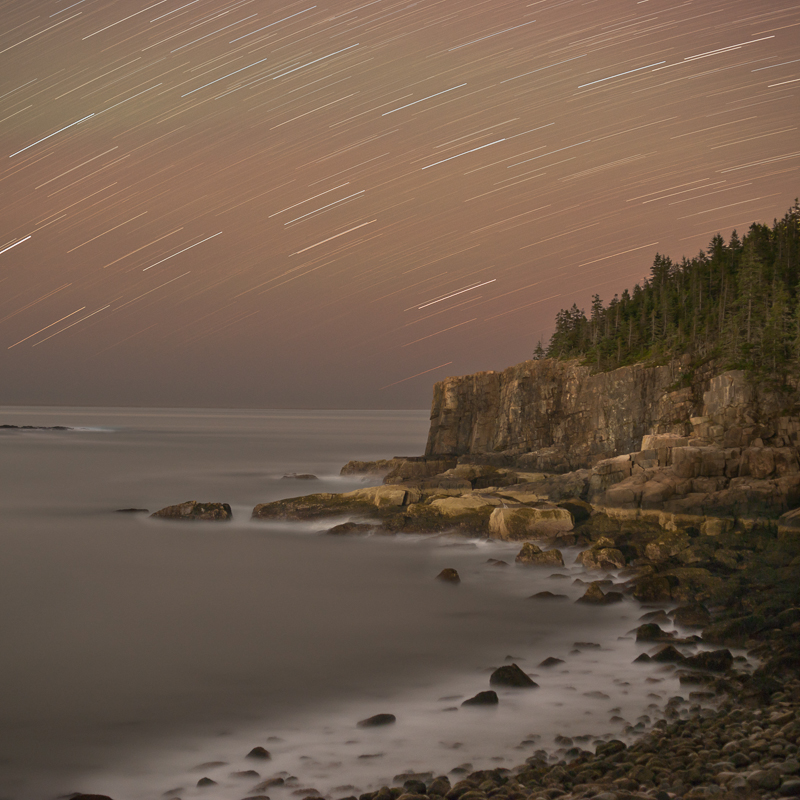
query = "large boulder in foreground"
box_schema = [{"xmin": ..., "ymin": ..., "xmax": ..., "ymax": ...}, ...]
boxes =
[
  {"xmin": 488, "ymin": 505, "xmax": 573, "ymax": 540},
  {"xmin": 151, "ymin": 501, "xmax": 232, "ymax": 521}
]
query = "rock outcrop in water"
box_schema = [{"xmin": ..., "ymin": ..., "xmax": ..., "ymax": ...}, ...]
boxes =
[{"xmin": 151, "ymin": 500, "xmax": 232, "ymax": 521}]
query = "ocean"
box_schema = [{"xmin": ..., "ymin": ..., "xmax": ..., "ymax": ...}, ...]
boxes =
[{"xmin": 0, "ymin": 407, "xmax": 682, "ymax": 800}]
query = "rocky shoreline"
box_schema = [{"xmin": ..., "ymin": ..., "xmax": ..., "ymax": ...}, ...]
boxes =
[
  {"xmin": 139, "ymin": 448, "xmax": 799, "ymax": 800},
  {"xmin": 129, "ymin": 356, "xmax": 800, "ymax": 800}
]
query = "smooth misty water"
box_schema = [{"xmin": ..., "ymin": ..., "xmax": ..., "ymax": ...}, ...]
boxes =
[{"xmin": 0, "ymin": 408, "xmax": 686, "ymax": 800}]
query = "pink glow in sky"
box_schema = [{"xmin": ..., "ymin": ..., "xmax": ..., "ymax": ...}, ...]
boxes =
[{"xmin": 1, "ymin": 0, "xmax": 798, "ymax": 408}]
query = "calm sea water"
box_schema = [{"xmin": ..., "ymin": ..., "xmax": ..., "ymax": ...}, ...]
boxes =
[{"xmin": 0, "ymin": 407, "xmax": 682, "ymax": 800}]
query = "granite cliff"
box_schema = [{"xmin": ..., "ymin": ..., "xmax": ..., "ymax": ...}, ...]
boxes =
[{"xmin": 425, "ymin": 357, "xmax": 800, "ymax": 470}]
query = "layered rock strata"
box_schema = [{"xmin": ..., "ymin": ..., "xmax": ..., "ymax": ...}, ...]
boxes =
[{"xmin": 424, "ymin": 359, "xmax": 800, "ymax": 469}]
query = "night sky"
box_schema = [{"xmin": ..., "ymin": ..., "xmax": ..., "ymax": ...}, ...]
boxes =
[{"xmin": 1, "ymin": 0, "xmax": 798, "ymax": 409}]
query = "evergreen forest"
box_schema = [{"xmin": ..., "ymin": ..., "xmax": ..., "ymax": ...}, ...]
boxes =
[{"xmin": 538, "ymin": 200, "xmax": 800, "ymax": 385}]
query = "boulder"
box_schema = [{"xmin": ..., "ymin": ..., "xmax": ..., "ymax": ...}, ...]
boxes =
[
  {"xmin": 595, "ymin": 740, "xmax": 626, "ymax": 757},
  {"xmin": 489, "ymin": 664, "xmax": 538, "ymax": 688},
  {"xmin": 579, "ymin": 547, "xmax": 626, "ymax": 570},
  {"xmin": 635, "ymin": 623, "xmax": 672, "ymax": 642},
  {"xmin": 682, "ymin": 648, "xmax": 733, "ymax": 672},
  {"xmin": 461, "ymin": 690, "xmax": 498, "ymax": 706},
  {"xmin": 151, "ymin": 501, "xmax": 232, "ymax": 521},
  {"xmin": 631, "ymin": 574, "xmax": 674, "ymax": 602},
  {"xmin": 247, "ymin": 747, "xmax": 271, "ymax": 759},
  {"xmin": 576, "ymin": 581, "xmax": 623, "ymax": 605},
  {"xmin": 671, "ymin": 603, "xmax": 711, "ymax": 628},
  {"xmin": 514, "ymin": 542, "xmax": 564, "ymax": 566},
  {"xmin": 488, "ymin": 506, "xmax": 573, "ymax": 540},
  {"xmin": 436, "ymin": 568, "xmax": 461, "ymax": 583},
  {"xmin": 651, "ymin": 644, "xmax": 686, "ymax": 663}
]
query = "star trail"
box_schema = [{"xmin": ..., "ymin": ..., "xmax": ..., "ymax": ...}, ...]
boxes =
[{"xmin": 0, "ymin": 0, "xmax": 798, "ymax": 408}]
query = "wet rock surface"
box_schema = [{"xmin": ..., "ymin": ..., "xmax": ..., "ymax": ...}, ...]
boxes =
[
  {"xmin": 489, "ymin": 664, "xmax": 538, "ymax": 689},
  {"xmin": 358, "ymin": 714, "xmax": 397, "ymax": 728},
  {"xmin": 151, "ymin": 500, "xmax": 233, "ymax": 521},
  {"xmin": 435, "ymin": 568, "xmax": 461, "ymax": 583},
  {"xmin": 461, "ymin": 691, "xmax": 499, "ymax": 707}
]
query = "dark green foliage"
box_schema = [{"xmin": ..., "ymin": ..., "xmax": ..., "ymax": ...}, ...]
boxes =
[{"xmin": 544, "ymin": 201, "xmax": 800, "ymax": 383}]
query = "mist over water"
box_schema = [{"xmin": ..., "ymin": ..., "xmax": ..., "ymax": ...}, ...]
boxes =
[{"xmin": 0, "ymin": 409, "xmax": 684, "ymax": 800}]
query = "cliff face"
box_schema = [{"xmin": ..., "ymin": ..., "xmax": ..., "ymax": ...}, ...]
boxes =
[{"xmin": 425, "ymin": 358, "xmax": 799, "ymax": 469}]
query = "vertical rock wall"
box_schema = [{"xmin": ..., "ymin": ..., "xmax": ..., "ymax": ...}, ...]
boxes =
[{"xmin": 424, "ymin": 359, "xmax": 798, "ymax": 468}]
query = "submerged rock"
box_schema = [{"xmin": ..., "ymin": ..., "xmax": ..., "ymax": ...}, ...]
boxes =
[
  {"xmin": 635, "ymin": 623, "xmax": 673, "ymax": 641},
  {"xmin": 436, "ymin": 568, "xmax": 461, "ymax": 583},
  {"xmin": 528, "ymin": 590, "xmax": 567, "ymax": 600},
  {"xmin": 357, "ymin": 713, "xmax": 396, "ymax": 727},
  {"xmin": 281, "ymin": 473, "xmax": 319, "ymax": 480},
  {"xmin": 489, "ymin": 663, "xmax": 538, "ymax": 688},
  {"xmin": 151, "ymin": 501, "xmax": 232, "ymax": 521},
  {"xmin": 461, "ymin": 690, "xmax": 498, "ymax": 706},
  {"xmin": 576, "ymin": 581, "xmax": 623, "ymax": 605},
  {"xmin": 246, "ymin": 747, "xmax": 271, "ymax": 759},
  {"xmin": 539, "ymin": 656, "xmax": 565, "ymax": 667},
  {"xmin": 651, "ymin": 644, "xmax": 686, "ymax": 663},
  {"xmin": 325, "ymin": 521, "xmax": 382, "ymax": 536},
  {"xmin": 69, "ymin": 796, "xmax": 116, "ymax": 800},
  {"xmin": 672, "ymin": 603, "xmax": 712, "ymax": 628}
]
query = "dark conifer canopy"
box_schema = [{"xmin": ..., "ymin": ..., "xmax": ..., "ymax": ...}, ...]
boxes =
[{"xmin": 544, "ymin": 200, "xmax": 800, "ymax": 383}]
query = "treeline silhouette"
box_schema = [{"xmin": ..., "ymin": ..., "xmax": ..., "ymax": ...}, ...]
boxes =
[{"xmin": 538, "ymin": 200, "xmax": 800, "ymax": 385}]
